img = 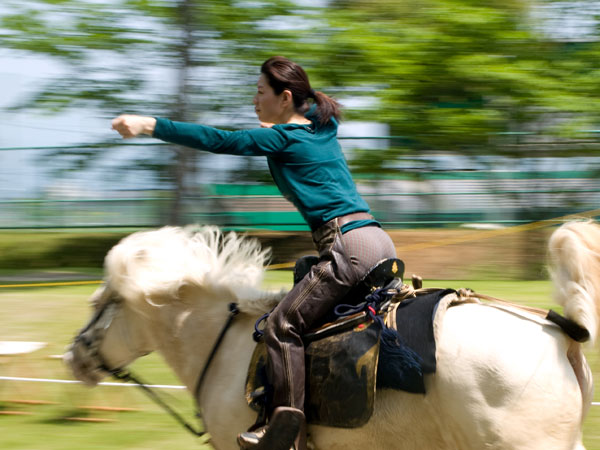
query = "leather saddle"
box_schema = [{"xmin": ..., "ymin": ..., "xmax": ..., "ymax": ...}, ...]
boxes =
[{"xmin": 245, "ymin": 256, "xmax": 405, "ymax": 428}]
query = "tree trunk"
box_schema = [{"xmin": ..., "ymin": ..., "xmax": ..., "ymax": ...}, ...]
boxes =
[{"xmin": 169, "ymin": 0, "xmax": 196, "ymax": 225}]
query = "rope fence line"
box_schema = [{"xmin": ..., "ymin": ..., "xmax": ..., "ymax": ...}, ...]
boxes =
[
  {"xmin": 1, "ymin": 129, "xmax": 599, "ymax": 151},
  {"xmin": 269, "ymin": 208, "xmax": 600, "ymax": 270},
  {"xmin": 0, "ymin": 376, "xmax": 186, "ymax": 390},
  {"xmin": 0, "ymin": 280, "xmax": 102, "ymax": 288},
  {"xmin": 396, "ymin": 208, "xmax": 600, "ymax": 253},
  {"xmin": 1, "ymin": 207, "xmax": 599, "ymax": 288},
  {"xmin": 0, "ymin": 376, "xmax": 597, "ymax": 407},
  {"xmin": 0, "ymin": 137, "xmax": 406, "ymax": 152}
]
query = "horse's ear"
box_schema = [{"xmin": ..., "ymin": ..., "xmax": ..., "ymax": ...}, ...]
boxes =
[
  {"xmin": 175, "ymin": 281, "xmax": 209, "ymax": 305},
  {"xmin": 177, "ymin": 282, "xmax": 193, "ymax": 303},
  {"xmin": 140, "ymin": 281, "xmax": 199, "ymax": 308}
]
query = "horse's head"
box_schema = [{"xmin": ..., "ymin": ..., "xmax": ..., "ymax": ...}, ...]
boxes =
[
  {"xmin": 64, "ymin": 283, "xmax": 156, "ymax": 385},
  {"xmin": 64, "ymin": 225, "xmax": 282, "ymax": 388}
]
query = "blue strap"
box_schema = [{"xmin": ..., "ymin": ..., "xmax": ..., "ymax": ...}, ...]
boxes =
[
  {"xmin": 334, "ymin": 287, "xmax": 395, "ymax": 321},
  {"xmin": 334, "ymin": 301, "xmax": 367, "ymax": 317},
  {"xmin": 253, "ymin": 311, "xmax": 271, "ymax": 342},
  {"xmin": 254, "ymin": 288, "xmax": 396, "ymax": 341}
]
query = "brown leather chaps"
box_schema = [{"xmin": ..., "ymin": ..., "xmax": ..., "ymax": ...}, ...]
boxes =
[{"xmin": 263, "ymin": 216, "xmax": 396, "ymax": 411}]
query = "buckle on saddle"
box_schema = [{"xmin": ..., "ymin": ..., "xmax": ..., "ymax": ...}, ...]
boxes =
[{"xmin": 359, "ymin": 258, "xmax": 404, "ymax": 294}]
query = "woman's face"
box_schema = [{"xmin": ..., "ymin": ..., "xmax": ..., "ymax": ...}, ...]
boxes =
[{"xmin": 253, "ymin": 74, "xmax": 285, "ymax": 124}]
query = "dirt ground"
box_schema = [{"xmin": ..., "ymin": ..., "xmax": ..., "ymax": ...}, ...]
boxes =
[
  {"xmin": 0, "ymin": 227, "xmax": 554, "ymax": 282},
  {"xmin": 252, "ymin": 227, "xmax": 554, "ymax": 280}
]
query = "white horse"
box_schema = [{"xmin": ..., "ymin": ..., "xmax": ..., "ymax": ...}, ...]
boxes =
[{"xmin": 65, "ymin": 221, "xmax": 600, "ymax": 450}]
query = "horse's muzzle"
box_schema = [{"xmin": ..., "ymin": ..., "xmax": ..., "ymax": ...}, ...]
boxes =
[{"xmin": 63, "ymin": 337, "xmax": 107, "ymax": 386}]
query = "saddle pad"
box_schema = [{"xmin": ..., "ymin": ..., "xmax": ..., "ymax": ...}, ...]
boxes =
[
  {"xmin": 245, "ymin": 317, "xmax": 380, "ymax": 429},
  {"xmin": 387, "ymin": 288, "xmax": 455, "ymax": 375},
  {"xmin": 304, "ymin": 317, "xmax": 380, "ymax": 427}
]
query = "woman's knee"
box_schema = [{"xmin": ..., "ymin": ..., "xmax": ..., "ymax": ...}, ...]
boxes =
[
  {"xmin": 265, "ymin": 308, "xmax": 295, "ymax": 340},
  {"xmin": 264, "ymin": 314, "xmax": 280, "ymax": 342}
]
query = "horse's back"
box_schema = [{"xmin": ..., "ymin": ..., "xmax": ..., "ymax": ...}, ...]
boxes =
[{"xmin": 431, "ymin": 302, "xmax": 585, "ymax": 449}]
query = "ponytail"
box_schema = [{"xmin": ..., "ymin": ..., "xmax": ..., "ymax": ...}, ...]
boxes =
[{"xmin": 312, "ymin": 90, "xmax": 342, "ymax": 126}]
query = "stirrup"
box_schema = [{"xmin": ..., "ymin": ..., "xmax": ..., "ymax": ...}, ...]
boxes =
[
  {"xmin": 237, "ymin": 407, "xmax": 305, "ymax": 450},
  {"xmin": 237, "ymin": 426, "xmax": 267, "ymax": 448}
]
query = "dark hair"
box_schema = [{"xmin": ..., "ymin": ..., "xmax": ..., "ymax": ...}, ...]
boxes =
[{"xmin": 261, "ymin": 56, "xmax": 341, "ymax": 126}]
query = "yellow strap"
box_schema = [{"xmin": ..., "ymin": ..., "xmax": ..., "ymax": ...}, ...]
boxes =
[{"xmin": 0, "ymin": 280, "xmax": 102, "ymax": 288}]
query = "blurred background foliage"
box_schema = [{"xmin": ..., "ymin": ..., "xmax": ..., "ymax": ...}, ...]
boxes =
[
  {"xmin": 0, "ymin": 0, "xmax": 599, "ymax": 224},
  {"xmin": 2, "ymin": 0, "xmax": 599, "ymax": 140},
  {"xmin": 320, "ymin": 0, "xmax": 600, "ymax": 157}
]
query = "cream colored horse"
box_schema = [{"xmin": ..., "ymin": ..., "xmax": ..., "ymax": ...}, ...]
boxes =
[{"xmin": 65, "ymin": 222, "xmax": 600, "ymax": 450}]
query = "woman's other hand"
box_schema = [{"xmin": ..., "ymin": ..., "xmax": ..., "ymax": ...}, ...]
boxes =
[{"xmin": 112, "ymin": 115, "xmax": 156, "ymax": 138}]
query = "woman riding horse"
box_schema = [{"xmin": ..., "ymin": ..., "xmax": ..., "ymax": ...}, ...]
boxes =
[{"xmin": 111, "ymin": 56, "xmax": 397, "ymax": 450}]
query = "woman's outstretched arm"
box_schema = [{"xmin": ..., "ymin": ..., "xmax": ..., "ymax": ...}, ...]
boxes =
[{"xmin": 111, "ymin": 114, "xmax": 286, "ymax": 156}]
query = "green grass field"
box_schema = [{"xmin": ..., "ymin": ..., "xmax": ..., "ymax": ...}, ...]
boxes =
[{"xmin": 0, "ymin": 273, "xmax": 598, "ymax": 449}]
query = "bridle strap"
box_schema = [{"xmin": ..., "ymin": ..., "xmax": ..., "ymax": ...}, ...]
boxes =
[
  {"xmin": 75, "ymin": 299, "xmax": 207, "ymax": 438},
  {"xmin": 95, "ymin": 302, "xmax": 240, "ymax": 439},
  {"xmin": 194, "ymin": 302, "xmax": 240, "ymax": 402}
]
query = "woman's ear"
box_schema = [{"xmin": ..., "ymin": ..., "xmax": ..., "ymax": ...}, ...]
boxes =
[{"xmin": 281, "ymin": 89, "xmax": 293, "ymax": 107}]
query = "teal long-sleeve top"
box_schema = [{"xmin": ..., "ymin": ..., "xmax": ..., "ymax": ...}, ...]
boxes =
[{"xmin": 152, "ymin": 109, "xmax": 378, "ymax": 233}]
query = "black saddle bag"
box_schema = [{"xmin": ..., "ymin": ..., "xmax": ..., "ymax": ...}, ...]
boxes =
[{"xmin": 245, "ymin": 313, "xmax": 381, "ymax": 428}]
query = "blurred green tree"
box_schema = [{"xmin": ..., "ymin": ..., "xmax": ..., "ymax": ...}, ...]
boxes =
[
  {"xmin": 298, "ymin": 0, "xmax": 600, "ymax": 172},
  {"xmin": 2, "ymin": 0, "xmax": 599, "ymax": 201},
  {"xmin": 0, "ymin": 0, "xmax": 296, "ymax": 222}
]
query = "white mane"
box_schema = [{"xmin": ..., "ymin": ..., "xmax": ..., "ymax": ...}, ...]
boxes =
[{"xmin": 103, "ymin": 225, "xmax": 274, "ymax": 311}]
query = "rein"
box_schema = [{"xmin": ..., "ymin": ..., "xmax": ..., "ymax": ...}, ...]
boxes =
[
  {"xmin": 105, "ymin": 366, "xmax": 207, "ymax": 437},
  {"xmin": 80, "ymin": 300, "xmax": 240, "ymax": 439}
]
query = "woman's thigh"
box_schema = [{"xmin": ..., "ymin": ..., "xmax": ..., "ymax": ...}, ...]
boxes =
[{"xmin": 341, "ymin": 225, "xmax": 397, "ymax": 277}]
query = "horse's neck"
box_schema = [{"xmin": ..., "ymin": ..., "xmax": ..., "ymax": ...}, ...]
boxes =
[
  {"xmin": 152, "ymin": 299, "xmax": 259, "ymax": 395},
  {"xmin": 194, "ymin": 312, "xmax": 260, "ymax": 437}
]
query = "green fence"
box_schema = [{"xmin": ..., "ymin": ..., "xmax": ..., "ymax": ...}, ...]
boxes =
[{"xmin": 2, "ymin": 170, "xmax": 600, "ymax": 230}]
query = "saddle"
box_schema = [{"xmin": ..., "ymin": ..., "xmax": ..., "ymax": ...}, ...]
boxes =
[{"xmin": 245, "ymin": 257, "xmax": 407, "ymax": 428}]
